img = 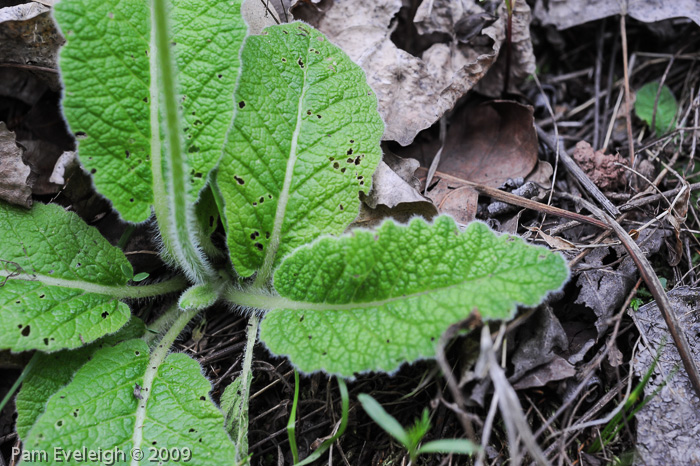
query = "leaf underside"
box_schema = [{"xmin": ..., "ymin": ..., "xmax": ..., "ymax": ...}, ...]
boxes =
[
  {"xmin": 218, "ymin": 22, "xmax": 383, "ymax": 278},
  {"xmin": 260, "ymin": 217, "xmax": 569, "ymax": 376},
  {"xmin": 54, "ymin": 0, "xmax": 246, "ymax": 222},
  {"xmin": 0, "ymin": 202, "xmax": 132, "ymax": 352},
  {"xmin": 14, "ymin": 318, "xmax": 146, "ymax": 440},
  {"xmin": 23, "ymin": 339, "xmax": 236, "ymax": 465}
]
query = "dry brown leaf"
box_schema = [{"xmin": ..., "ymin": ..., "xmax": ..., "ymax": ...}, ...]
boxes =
[
  {"xmin": 0, "ymin": 3, "xmax": 63, "ymax": 91},
  {"xmin": 534, "ymin": 0, "xmax": 700, "ymax": 30},
  {"xmin": 474, "ymin": 0, "xmax": 536, "ymax": 97},
  {"xmin": 632, "ymin": 287, "xmax": 700, "ymax": 464},
  {"xmin": 432, "ymin": 101, "xmax": 539, "ymax": 187},
  {"xmin": 292, "ymin": 0, "xmax": 507, "ymax": 145},
  {"xmin": 0, "ymin": 121, "xmax": 32, "ymax": 207}
]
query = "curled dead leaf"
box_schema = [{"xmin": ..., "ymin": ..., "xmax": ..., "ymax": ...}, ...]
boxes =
[{"xmin": 0, "ymin": 122, "xmax": 32, "ymax": 207}]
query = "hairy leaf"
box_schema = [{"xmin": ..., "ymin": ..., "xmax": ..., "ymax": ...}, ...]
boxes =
[
  {"xmin": 0, "ymin": 202, "xmax": 132, "ymax": 352},
  {"xmin": 54, "ymin": 0, "xmax": 246, "ymax": 222},
  {"xmin": 14, "ymin": 318, "xmax": 146, "ymax": 440},
  {"xmin": 260, "ymin": 217, "xmax": 568, "ymax": 376},
  {"xmin": 217, "ymin": 22, "xmax": 383, "ymax": 279},
  {"xmin": 23, "ymin": 339, "xmax": 236, "ymax": 465}
]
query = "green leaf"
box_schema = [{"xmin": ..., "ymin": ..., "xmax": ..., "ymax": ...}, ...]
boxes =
[
  {"xmin": 178, "ymin": 283, "xmax": 218, "ymax": 311},
  {"xmin": 417, "ymin": 439, "xmax": 480, "ymax": 455},
  {"xmin": 259, "ymin": 217, "xmax": 568, "ymax": 376},
  {"xmin": 14, "ymin": 318, "xmax": 146, "ymax": 440},
  {"xmin": 54, "ymin": 0, "xmax": 246, "ymax": 222},
  {"xmin": 132, "ymin": 272, "xmax": 150, "ymax": 282},
  {"xmin": 221, "ymin": 374, "xmax": 252, "ymax": 463},
  {"xmin": 0, "ymin": 202, "xmax": 132, "ymax": 352},
  {"xmin": 634, "ymin": 81, "xmax": 677, "ymax": 136},
  {"xmin": 23, "ymin": 339, "xmax": 236, "ymax": 465},
  {"xmin": 217, "ymin": 22, "xmax": 383, "ymax": 280},
  {"xmin": 357, "ymin": 394, "xmax": 410, "ymax": 447}
]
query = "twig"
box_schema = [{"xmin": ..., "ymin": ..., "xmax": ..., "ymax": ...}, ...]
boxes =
[
  {"xmin": 620, "ymin": 14, "xmax": 636, "ymax": 167},
  {"xmin": 619, "ymin": 182, "xmax": 700, "ymax": 211},
  {"xmin": 536, "ymin": 127, "xmax": 621, "ymax": 217},
  {"xmin": 560, "ymin": 192, "xmax": 700, "ymax": 400},
  {"xmin": 417, "ymin": 168, "xmax": 610, "ymax": 230},
  {"xmin": 593, "ymin": 20, "xmax": 605, "ymax": 148}
]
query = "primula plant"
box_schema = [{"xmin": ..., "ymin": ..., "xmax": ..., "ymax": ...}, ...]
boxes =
[{"xmin": 0, "ymin": 0, "xmax": 568, "ymax": 463}]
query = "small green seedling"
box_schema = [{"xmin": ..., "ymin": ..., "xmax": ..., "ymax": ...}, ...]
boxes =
[
  {"xmin": 634, "ymin": 81, "xmax": 678, "ymax": 136},
  {"xmin": 0, "ymin": 0, "xmax": 568, "ymax": 463},
  {"xmin": 358, "ymin": 394, "xmax": 479, "ymax": 463}
]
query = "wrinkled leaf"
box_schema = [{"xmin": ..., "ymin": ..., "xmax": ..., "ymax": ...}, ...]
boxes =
[
  {"xmin": 0, "ymin": 202, "xmax": 132, "ymax": 351},
  {"xmin": 218, "ymin": 22, "xmax": 383, "ymax": 278},
  {"xmin": 23, "ymin": 339, "xmax": 237, "ymax": 465},
  {"xmin": 632, "ymin": 286, "xmax": 700, "ymax": 464},
  {"xmin": 260, "ymin": 216, "xmax": 568, "ymax": 375},
  {"xmin": 534, "ymin": 0, "xmax": 700, "ymax": 30},
  {"xmin": 292, "ymin": 0, "xmax": 504, "ymax": 146},
  {"xmin": 54, "ymin": 0, "xmax": 246, "ymax": 221},
  {"xmin": 0, "ymin": 122, "xmax": 32, "ymax": 207},
  {"xmin": 14, "ymin": 318, "xmax": 146, "ymax": 440},
  {"xmin": 635, "ymin": 82, "xmax": 678, "ymax": 136}
]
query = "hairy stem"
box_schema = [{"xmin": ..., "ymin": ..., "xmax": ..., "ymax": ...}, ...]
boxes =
[
  {"xmin": 225, "ymin": 314, "xmax": 259, "ymax": 449},
  {"xmin": 0, "ymin": 273, "xmax": 187, "ymax": 299},
  {"xmin": 150, "ymin": 0, "xmax": 214, "ymax": 284},
  {"xmin": 131, "ymin": 305, "xmax": 199, "ymax": 466}
]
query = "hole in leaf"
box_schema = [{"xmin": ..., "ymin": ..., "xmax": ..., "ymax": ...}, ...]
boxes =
[
  {"xmin": 39, "ymin": 294, "xmax": 45, "ymax": 299},
  {"xmin": 268, "ymin": 194, "xmax": 272, "ymax": 199},
  {"xmin": 341, "ymin": 168, "xmax": 346, "ymax": 173},
  {"xmin": 259, "ymin": 196, "xmax": 264, "ymax": 203},
  {"xmin": 21, "ymin": 325, "xmax": 30, "ymax": 337},
  {"xmin": 297, "ymin": 58, "xmax": 304, "ymax": 68},
  {"xmin": 125, "ymin": 150, "xmax": 130, "ymax": 158},
  {"xmin": 200, "ymin": 396, "xmax": 206, "ymax": 401},
  {"xmin": 43, "ymin": 338, "xmax": 49, "ymax": 346},
  {"xmin": 101, "ymin": 311, "xmax": 109, "ymax": 319},
  {"xmin": 350, "ymin": 139, "xmax": 354, "ymax": 143},
  {"xmin": 90, "ymin": 168, "xmax": 97, "ymax": 174},
  {"xmin": 333, "ymin": 162, "xmax": 339, "ymax": 169},
  {"xmin": 134, "ymin": 351, "xmax": 140, "ymax": 356},
  {"xmin": 308, "ymin": 335, "xmax": 312, "ymax": 340},
  {"xmin": 234, "ymin": 176, "xmax": 245, "ymax": 185},
  {"xmin": 339, "ymin": 204, "xmax": 344, "ymax": 210},
  {"xmin": 143, "ymin": 97, "xmax": 148, "ymax": 103},
  {"xmin": 238, "ymin": 101, "xmax": 245, "ymax": 108},
  {"xmin": 265, "ymin": 232, "xmax": 270, "ymax": 239},
  {"xmin": 346, "ymin": 158, "xmax": 353, "ymax": 163},
  {"xmin": 316, "ymin": 114, "xmax": 322, "ymax": 119},
  {"xmin": 254, "ymin": 242, "xmax": 263, "ymax": 251},
  {"xmin": 194, "ymin": 172, "xmax": 202, "ymax": 178},
  {"xmin": 307, "ymin": 110, "xmax": 312, "ymax": 116},
  {"xmin": 347, "ymin": 148, "xmax": 353, "ymax": 155},
  {"xmin": 329, "ymin": 157, "xmax": 335, "ymax": 161},
  {"xmin": 130, "ymin": 198, "xmax": 134, "ymax": 203},
  {"xmin": 56, "ymin": 420, "xmax": 63, "ymax": 428},
  {"xmin": 252, "ymin": 202, "xmax": 257, "ymax": 207},
  {"xmin": 217, "ymin": 74, "xmax": 222, "ymax": 78},
  {"xmin": 75, "ymin": 132, "xmax": 87, "ymax": 139},
  {"xmin": 299, "ymin": 315, "xmax": 304, "ymax": 322}
]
